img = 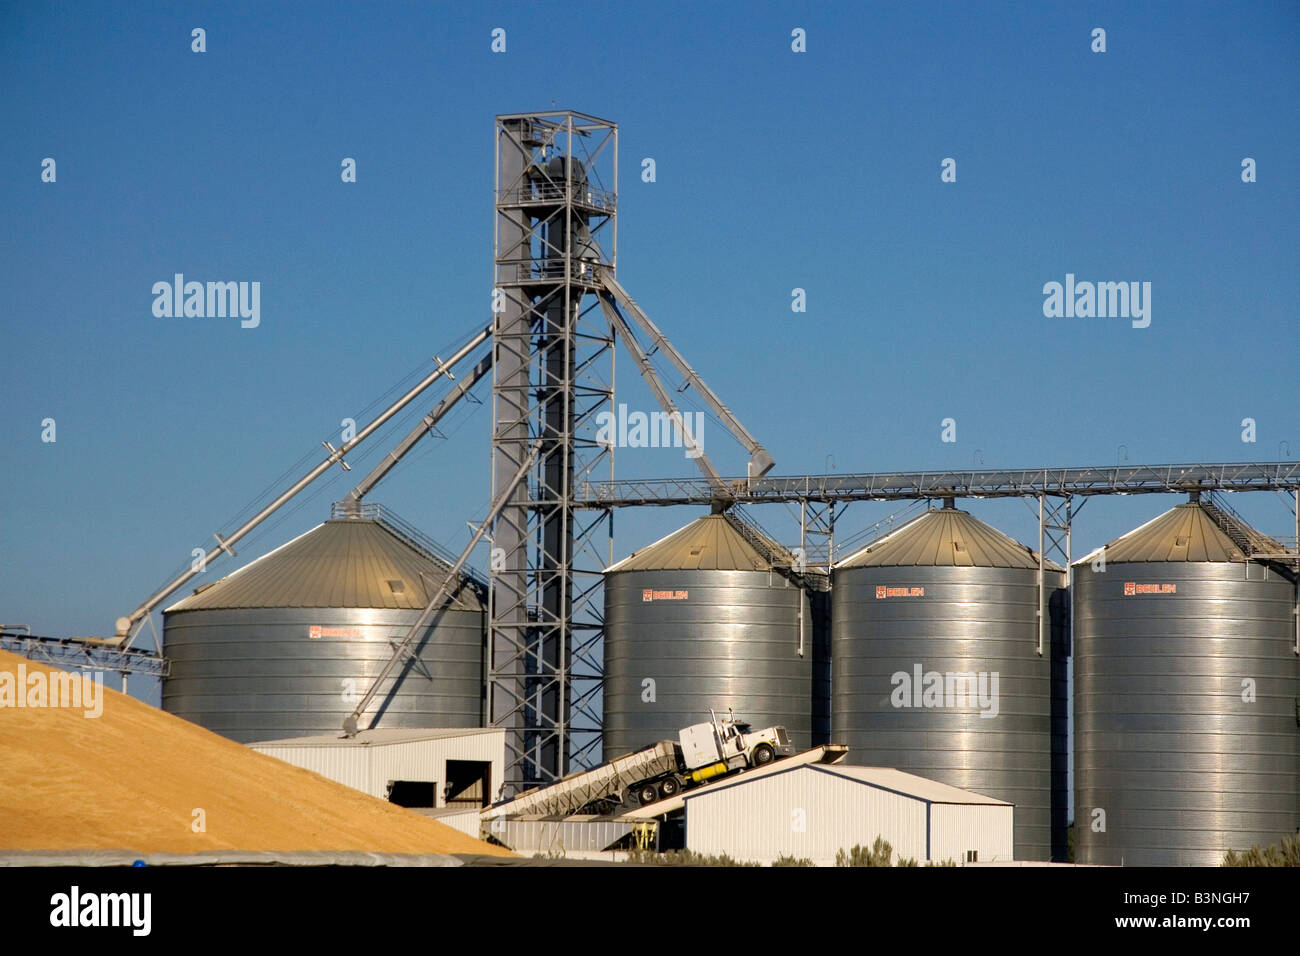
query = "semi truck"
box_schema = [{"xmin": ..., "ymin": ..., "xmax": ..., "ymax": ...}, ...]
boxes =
[
  {"xmin": 666, "ymin": 710, "xmax": 793, "ymax": 802},
  {"xmin": 481, "ymin": 709, "xmax": 796, "ymax": 821}
]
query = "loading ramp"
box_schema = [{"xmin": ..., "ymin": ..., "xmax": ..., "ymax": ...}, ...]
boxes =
[
  {"xmin": 481, "ymin": 741, "xmax": 680, "ymax": 821},
  {"xmin": 620, "ymin": 745, "xmax": 849, "ymax": 819},
  {"xmin": 481, "ymin": 744, "xmax": 849, "ymax": 827}
]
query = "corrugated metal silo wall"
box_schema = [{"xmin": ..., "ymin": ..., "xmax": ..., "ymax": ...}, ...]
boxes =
[
  {"xmin": 1074, "ymin": 561, "xmax": 1299, "ymax": 866},
  {"xmin": 603, "ymin": 569, "xmax": 814, "ymax": 758},
  {"xmin": 162, "ymin": 606, "xmax": 485, "ymax": 744},
  {"xmin": 831, "ymin": 565, "xmax": 1068, "ymax": 862}
]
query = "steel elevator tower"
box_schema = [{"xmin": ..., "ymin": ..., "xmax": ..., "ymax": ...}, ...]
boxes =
[{"xmin": 490, "ymin": 112, "xmax": 617, "ymax": 789}]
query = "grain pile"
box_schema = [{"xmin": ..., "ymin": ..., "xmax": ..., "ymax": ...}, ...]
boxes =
[{"xmin": 0, "ymin": 651, "xmax": 512, "ymax": 856}]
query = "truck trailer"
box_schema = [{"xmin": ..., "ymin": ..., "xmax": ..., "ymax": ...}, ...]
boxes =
[{"xmin": 482, "ymin": 710, "xmax": 795, "ymax": 821}]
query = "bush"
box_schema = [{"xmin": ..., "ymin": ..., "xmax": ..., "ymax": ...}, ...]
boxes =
[
  {"xmin": 622, "ymin": 848, "xmax": 760, "ymax": 867},
  {"xmin": 620, "ymin": 839, "xmax": 960, "ymax": 867},
  {"xmin": 1222, "ymin": 834, "xmax": 1300, "ymax": 867},
  {"xmin": 835, "ymin": 836, "xmax": 897, "ymax": 867},
  {"xmin": 833, "ymin": 837, "xmax": 956, "ymax": 866}
]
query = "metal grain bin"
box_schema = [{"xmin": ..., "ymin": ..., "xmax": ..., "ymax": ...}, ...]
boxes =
[
  {"xmin": 832, "ymin": 501, "xmax": 1068, "ymax": 861},
  {"xmin": 1073, "ymin": 497, "xmax": 1299, "ymax": 866},
  {"xmin": 603, "ymin": 513, "xmax": 823, "ymax": 758},
  {"xmin": 162, "ymin": 512, "xmax": 486, "ymax": 743}
]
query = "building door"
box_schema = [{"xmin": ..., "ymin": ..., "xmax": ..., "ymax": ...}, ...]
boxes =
[{"xmin": 444, "ymin": 760, "xmax": 492, "ymax": 807}]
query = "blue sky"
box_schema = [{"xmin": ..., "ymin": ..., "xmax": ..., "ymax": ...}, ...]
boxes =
[{"xmin": 2, "ymin": 0, "xmax": 1298, "ymax": 700}]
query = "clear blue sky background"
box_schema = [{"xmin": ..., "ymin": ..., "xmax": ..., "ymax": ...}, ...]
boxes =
[{"xmin": 2, "ymin": 1, "xmax": 1298, "ymax": 716}]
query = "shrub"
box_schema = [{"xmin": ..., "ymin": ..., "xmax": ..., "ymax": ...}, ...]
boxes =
[
  {"xmin": 622, "ymin": 848, "xmax": 760, "ymax": 867},
  {"xmin": 835, "ymin": 836, "xmax": 897, "ymax": 867},
  {"xmin": 1222, "ymin": 834, "xmax": 1300, "ymax": 867},
  {"xmin": 833, "ymin": 837, "xmax": 955, "ymax": 866}
]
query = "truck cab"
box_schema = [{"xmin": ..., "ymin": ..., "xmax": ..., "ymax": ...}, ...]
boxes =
[{"xmin": 678, "ymin": 709, "xmax": 795, "ymax": 774}]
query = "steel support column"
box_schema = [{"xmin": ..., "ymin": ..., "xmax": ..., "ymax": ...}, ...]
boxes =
[
  {"xmin": 799, "ymin": 500, "xmax": 837, "ymax": 572},
  {"xmin": 1034, "ymin": 493, "xmax": 1075, "ymax": 655},
  {"xmin": 489, "ymin": 112, "xmax": 617, "ymax": 790}
]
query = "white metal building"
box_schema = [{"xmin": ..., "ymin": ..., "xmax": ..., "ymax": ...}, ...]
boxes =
[
  {"xmin": 249, "ymin": 728, "xmax": 504, "ymax": 838},
  {"xmin": 684, "ymin": 764, "xmax": 1013, "ymax": 865}
]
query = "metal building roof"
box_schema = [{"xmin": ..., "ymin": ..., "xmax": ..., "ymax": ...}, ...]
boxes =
[
  {"xmin": 836, "ymin": 506, "xmax": 1057, "ymax": 570},
  {"xmin": 250, "ymin": 728, "xmax": 503, "ymax": 748},
  {"xmin": 680, "ymin": 762, "xmax": 1011, "ymax": 807},
  {"xmin": 605, "ymin": 513, "xmax": 782, "ymax": 572},
  {"xmin": 1074, "ymin": 501, "xmax": 1282, "ymax": 565},
  {"xmin": 808, "ymin": 766, "xmax": 1011, "ymax": 805},
  {"xmin": 165, "ymin": 519, "xmax": 484, "ymax": 613}
]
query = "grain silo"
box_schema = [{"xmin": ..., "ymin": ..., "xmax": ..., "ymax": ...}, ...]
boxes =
[
  {"xmin": 831, "ymin": 500, "xmax": 1068, "ymax": 862},
  {"xmin": 162, "ymin": 506, "xmax": 486, "ymax": 744},
  {"xmin": 602, "ymin": 512, "xmax": 826, "ymax": 758},
  {"xmin": 1073, "ymin": 494, "xmax": 1299, "ymax": 866}
]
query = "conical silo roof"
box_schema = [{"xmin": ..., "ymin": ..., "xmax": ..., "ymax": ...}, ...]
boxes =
[
  {"xmin": 1074, "ymin": 500, "xmax": 1283, "ymax": 565},
  {"xmin": 165, "ymin": 518, "xmax": 484, "ymax": 612},
  {"xmin": 836, "ymin": 505, "xmax": 1057, "ymax": 570},
  {"xmin": 606, "ymin": 513, "xmax": 789, "ymax": 572}
]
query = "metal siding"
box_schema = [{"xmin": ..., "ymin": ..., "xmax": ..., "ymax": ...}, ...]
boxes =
[
  {"xmin": 422, "ymin": 808, "xmax": 483, "ymax": 840},
  {"xmin": 1073, "ymin": 559, "xmax": 1299, "ymax": 866},
  {"xmin": 496, "ymin": 819, "xmax": 637, "ymax": 853},
  {"xmin": 603, "ymin": 568, "xmax": 814, "ymax": 756},
  {"xmin": 832, "ymin": 563, "xmax": 1067, "ymax": 861},
  {"xmin": 250, "ymin": 731, "xmax": 506, "ymax": 805},
  {"xmin": 370, "ymin": 734, "xmax": 505, "ymax": 806},
  {"xmin": 164, "ymin": 605, "xmax": 485, "ymax": 744},
  {"xmin": 370, "ymin": 740, "xmax": 448, "ymax": 804},
  {"xmin": 929, "ymin": 803, "xmax": 1015, "ymax": 864},
  {"xmin": 685, "ymin": 766, "xmax": 928, "ymax": 865},
  {"xmin": 250, "ymin": 743, "xmax": 374, "ymax": 795},
  {"xmin": 448, "ymin": 733, "xmax": 506, "ymax": 807}
]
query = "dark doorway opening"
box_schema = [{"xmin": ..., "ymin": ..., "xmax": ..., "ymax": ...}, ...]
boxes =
[
  {"xmin": 387, "ymin": 780, "xmax": 437, "ymax": 808},
  {"xmin": 444, "ymin": 760, "xmax": 492, "ymax": 807}
]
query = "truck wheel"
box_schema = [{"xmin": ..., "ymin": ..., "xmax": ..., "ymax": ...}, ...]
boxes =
[
  {"xmin": 637, "ymin": 784, "xmax": 660, "ymax": 806},
  {"xmin": 658, "ymin": 776, "xmax": 681, "ymax": 799},
  {"xmin": 752, "ymin": 743, "xmax": 775, "ymax": 765}
]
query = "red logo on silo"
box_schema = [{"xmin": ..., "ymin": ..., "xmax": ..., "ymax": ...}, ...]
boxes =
[
  {"xmin": 876, "ymin": 586, "xmax": 924, "ymax": 598},
  {"xmin": 642, "ymin": 589, "xmax": 654, "ymax": 602},
  {"xmin": 1124, "ymin": 581, "xmax": 1176, "ymax": 595},
  {"xmin": 307, "ymin": 625, "xmax": 362, "ymax": 638}
]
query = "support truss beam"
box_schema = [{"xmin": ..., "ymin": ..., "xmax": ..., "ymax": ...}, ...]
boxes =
[
  {"xmin": 342, "ymin": 351, "xmax": 492, "ymax": 508},
  {"xmin": 598, "ymin": 271, "xmax": 774, "ymax": 482},
  {"xmin": 596, "ymin": 293, "xmax": 725, "ymax": 495},
  {"xmin": 575, "ymin": 462, "xmax": 1300, "ymax": 508},
  {"xmin": 0, "ymin": 634, "xmax": 170, "ymax": 693}
]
